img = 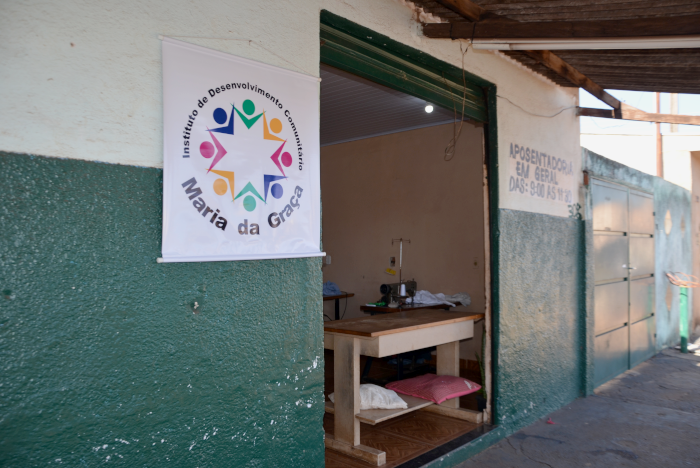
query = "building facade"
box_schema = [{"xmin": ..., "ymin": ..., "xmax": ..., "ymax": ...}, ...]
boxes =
[{"xmin": 1, "ymin": 1, "xmax": 687, "ymax": 466}]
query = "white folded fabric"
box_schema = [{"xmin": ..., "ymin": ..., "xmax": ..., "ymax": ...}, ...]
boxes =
[
  {"xmin": 328, "ymin": 384, "xmax": 407, "ymax": 410},
  {"xmin": 444, "ymin": 292, "xmax": 471, "ymax": 307},
  {"xmin": 407, "ymin": 290, "xmax": 470, "ymax": 307}
]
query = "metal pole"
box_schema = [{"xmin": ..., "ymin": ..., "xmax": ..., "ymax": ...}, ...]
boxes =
[
  {"xmin": 656, "ymin": 92, "xmax": 663, "ymax": 178},
  {"xmin": 666, "ymin": 273, "xmax": 698, "ymax": 354},
  {"xmin": 399, "ymin": 240, "xmax": 403, "ymax": 286},
  {"xmin": 680, "ymin": 287, "xmax": 689, "ymax": 353},
  {"xmin": 392, "ymin": 238, "xmax": 410, "ymax": 288}
]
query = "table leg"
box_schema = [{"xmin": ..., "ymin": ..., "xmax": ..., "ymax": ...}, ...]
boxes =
[
  {"xmin": 334, "ymin": 334, "xmax": 360, "ymax": 446},
  {"xmin": 436, "ymin": 341, "xmax": 460, "ymax": 408},
  {"xmin": 335, "ymin": 298, "xmax": 340, "ymax": 320}
]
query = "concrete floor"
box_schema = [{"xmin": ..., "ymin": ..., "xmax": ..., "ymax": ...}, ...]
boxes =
[{"xmin": 458, "ymin": 348, "xmax": 700, "ymax": 467}]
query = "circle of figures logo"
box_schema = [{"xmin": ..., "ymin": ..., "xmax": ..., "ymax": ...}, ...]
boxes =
[
  {"xmin": 198, "ymin": 98, "xmax": 292, "ymax": 212},
  {"xmin": 181, "ymin": 89, "xmax": 305, "ymax": 235}
]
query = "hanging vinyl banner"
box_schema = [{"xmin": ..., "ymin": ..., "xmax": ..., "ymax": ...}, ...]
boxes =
[{"xmin": 161, "ymin": 38, "xmax": 322, "ymax": 262}]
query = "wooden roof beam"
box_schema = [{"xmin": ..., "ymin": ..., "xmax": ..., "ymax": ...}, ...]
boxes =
[
  {"xmin": 578, "ymin": 107, "xmax": 700, "ymax": 126},
  {"xmin": 435, "ymin": 0, "xmax": 485, "ymax": 22},
  {"xmin": 504, "ymin": 50, "xmax": 698, "ymax": 123},
  {"xmin": 521, "ymin": 50, "xmax": 624, "ymax": 111},
  {"xmin": 520, "ymin": 50, "xmax": 689, "ymax": 121},
  {"xmin": 419, "ymin": 1, "xmax": 693, "ymax": 119},
  {"xmin": 421, "ymin": 6, "xmax": 636, "ymax": 112},
  {"xmin": 422, "ymin": 15, "xmax": 700, "ymax": 40},
  {"xmin": 472, "ymin": 36, "xmax": 700, "ymax": 51}
]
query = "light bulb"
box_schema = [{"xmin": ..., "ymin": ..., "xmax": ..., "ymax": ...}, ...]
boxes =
[{"xmin": 424, "ymin": 104, "xmax": 434, "ymax": 113}]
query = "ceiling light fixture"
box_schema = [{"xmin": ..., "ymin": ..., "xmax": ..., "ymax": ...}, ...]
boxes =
[{"xmin": 425, "ymin": 104, "xmax": 434, "ymax": 113}]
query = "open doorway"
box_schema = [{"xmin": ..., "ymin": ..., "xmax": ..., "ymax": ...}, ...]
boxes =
[{"xmin": 320, "ymin": 61, "xmax": 491, "ymax": 467}]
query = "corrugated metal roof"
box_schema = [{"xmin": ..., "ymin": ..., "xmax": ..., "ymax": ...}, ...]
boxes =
[{"xmin": 320, "ymin": 64, "xmax": 463, "ymax": 146}]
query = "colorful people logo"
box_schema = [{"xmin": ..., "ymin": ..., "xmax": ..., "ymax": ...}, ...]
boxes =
[
  {"xmin": 198, "ymin": 99, "xmax": 293, "ymax": 212},
  {"xmin": 235, "ymin": 99, "xmax": 263, "ymax": 129},
  {"xmin": 210, "ymin": 104, "xmax": 235, "ymax": 135},
  {"xmin": 200, "ymin": 131, "xmax": 227, "ymax": 172}
]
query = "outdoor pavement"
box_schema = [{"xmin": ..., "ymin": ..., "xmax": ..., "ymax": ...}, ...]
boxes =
[{"xmin": 458, "ymin": 345, "xmax": 700, "ymax": 467}]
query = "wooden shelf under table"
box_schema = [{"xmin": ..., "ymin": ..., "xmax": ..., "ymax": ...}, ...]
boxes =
[
  {"xmin": 324, "ymin": 310, "xmax": 484, "ymax": 465},
  {"xmin": 324, "ymin": 394, "xmax": 482, "ymax": 425},
  {"xmin": 325, "ymin": 394, "xmax": 432, "ymax": 425}
]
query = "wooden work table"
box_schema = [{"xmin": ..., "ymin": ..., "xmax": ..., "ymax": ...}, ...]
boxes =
[
  {"xmin": 323, "ymin": 293, "xmax": 355, "ymax": 320},
  {"xmin": 324, "ymin": 310, "xmax": 484, "ymax": 465},
  {"xmin": 360, "ymin": 302, "xmax": 452, "ymax": 315}
]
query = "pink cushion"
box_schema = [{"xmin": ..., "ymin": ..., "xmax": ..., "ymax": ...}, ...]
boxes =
[{"xmin": 386, "ymin": 374, "xmax": 481, "ymax": 405}]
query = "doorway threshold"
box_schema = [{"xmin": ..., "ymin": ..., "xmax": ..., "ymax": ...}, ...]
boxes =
[
  {"xmin": 324, "ymin": 411, "xmax": 503, "ymax": 468},
  {"xmin": 395, "ymin": 424, "xmax": 502, "ymax": 468}
]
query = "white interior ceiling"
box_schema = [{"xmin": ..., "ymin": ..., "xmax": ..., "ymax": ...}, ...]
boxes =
[{"xmin": 320, "ymin": 63, "xmax": 463, "ymax": 147}]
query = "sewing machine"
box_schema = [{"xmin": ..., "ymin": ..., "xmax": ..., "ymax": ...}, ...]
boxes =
[{"xmin": 379, "ymin": 280, "xmax": 417, "ymax": 305}]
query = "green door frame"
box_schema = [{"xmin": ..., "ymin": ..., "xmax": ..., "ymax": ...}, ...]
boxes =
[{"xmin": 319, "ymin": 10, "xmax": 502, "ymax": 424}]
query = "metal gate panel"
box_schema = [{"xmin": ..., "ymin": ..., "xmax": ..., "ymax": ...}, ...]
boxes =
[
  {"xmin": 594, "ymin": 234, "xmax": 629, "ymax": 282},
  {"xmin": 629, "ymin": 236, "xmax": 655, "ymax": 277},
  {"xmin": 592, "ymin": 178, "xmax": 656, "ymax": 388},
  {"xmin": 629, "ymin": 191, "xmax": 655, "ymax": 235},
  {"xmin": 594, "ymin": 281, "xmax": 629, "ymax": 335},
  {"xmin": 592, "ymin": 181, "xmax": 629, "ymax": 232},
  {"xmin": 630, "ymin": 277, "xmax": 655, "ymax": 323},
  {"xmin": 594, "ymin": 326, "xmax": 629, "ymax": 386},
  {"xmin": 630, "ymin": 316, "xmax": 656, "ymax": 368}
]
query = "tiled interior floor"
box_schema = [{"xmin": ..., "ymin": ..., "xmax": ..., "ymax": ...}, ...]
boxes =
[{"xmin": 324, "ymin": 349, "xmax": 483, "ymax": 467}]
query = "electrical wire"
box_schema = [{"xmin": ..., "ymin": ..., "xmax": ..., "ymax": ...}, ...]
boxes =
[
  {"xmin": 323, "ymin": 293, "xmax": 350, "ymax": 321},
  {"xmin": 441, "ymin": 40, "xmax": 576, "ymax": 160},
  {"xmin": 589, "ymin": 117, "xmax": 628, "ymax": 130},
  {"xmin": 496, "ymin": 94, "xmax": 577, "ymax": 118},
  {"xmin": 442, "ymin": 41, "xmax": 472, "ymax": 162}
]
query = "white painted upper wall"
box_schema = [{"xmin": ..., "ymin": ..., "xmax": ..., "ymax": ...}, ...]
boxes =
[
  {"xmin": 0, "ymin": 0, "xmax": 580, "ymax": 217},
  {"xmin": 581, "ymin": 133, "xmax": 700, "ymax": 191}
]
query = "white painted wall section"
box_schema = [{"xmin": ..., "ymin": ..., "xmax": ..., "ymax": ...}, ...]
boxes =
[
  {"xmin": 581, "ymin": 133, "xmax": 700, "ymax": 190},
  {"xmin": 581, "ymin": 134, "xmax": 657, "ymax": 175},
  {"xmin": 0, "ymin": 0, "xmax": 321, "ymax": 168},
  {"xmin": 1, "ymin": 0, "xmax": 581, "ymax": 217}
]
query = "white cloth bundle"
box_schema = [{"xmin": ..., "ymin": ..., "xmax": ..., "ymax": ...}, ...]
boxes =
[
  {"xmin": 328, "ymin": 384, "xmax": 407, "ymax": 410},
  {"xmin": 407, "ymin": 290, "xmax": 471, "ymax": 307}
]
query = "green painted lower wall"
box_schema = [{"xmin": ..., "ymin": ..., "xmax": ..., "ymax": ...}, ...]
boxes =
[
  {"xmin": 494, "ymin": 209, "xmax": 585, "ymax": 431},
  {"xmin": 0, "ymin": 152, "xmax": 324, "ymax": 467}
]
